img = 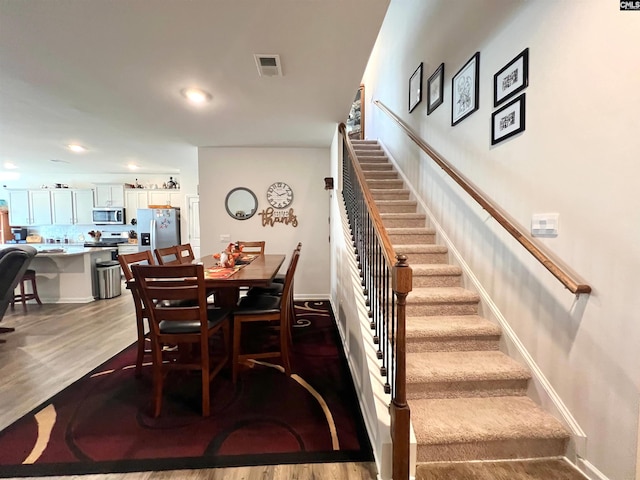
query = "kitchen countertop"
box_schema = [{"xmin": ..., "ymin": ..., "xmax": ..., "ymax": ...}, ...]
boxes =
[{"xmin": 0, "ymin": 243, "xmax": 117, "ymax": 256}]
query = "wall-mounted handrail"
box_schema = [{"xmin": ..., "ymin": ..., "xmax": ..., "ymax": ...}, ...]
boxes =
[{"xmin": 374, "ymin": 100, "xmax": 591, "ymax": 295}]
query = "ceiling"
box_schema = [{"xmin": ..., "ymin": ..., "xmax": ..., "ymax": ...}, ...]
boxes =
[{"xmin": 0, "ymin": 0, "xmax": 390, "ymax": 178}]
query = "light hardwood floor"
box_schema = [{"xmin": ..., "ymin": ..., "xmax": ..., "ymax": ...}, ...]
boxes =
[{"xmin": 0, "ymin": 287, "xmax": 378, "ymax": 480}]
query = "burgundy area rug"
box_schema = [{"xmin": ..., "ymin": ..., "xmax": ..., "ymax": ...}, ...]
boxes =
[{"xmin": 0, "ymin": 301, "xmax": 372, "ymax": 478}]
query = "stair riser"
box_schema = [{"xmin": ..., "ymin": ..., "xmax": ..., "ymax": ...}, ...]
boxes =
[
  {"xmin": 371, "ymin": 191, "xmax": 410, "ymax": 201},
  {"xmin": 406, "ymin": 337, "xmax": 500, "ymax": 353},
  {"xmin": 357, "ymin": 156, "xmax": 388, "ymax": 163},
  {"xmin": 360, "ymin": 163, "xmax": 393, "ymax": 171},
  {"xmin": 377, "ymin": 204, "xmax": 418, "ymax": 213},
  {"xmin": 367, "ymin": 180, "xmax": 404, "ymax": 189},
  {"xmin": 363, "ymin": 171, "xmax": 398, "ymax": 180},
  {"xmin": 406, "ymin": 303, "xmax": 478, "ymax": 317},
  {"xmin": 382, "ymin": 218, "xmax": 426, "ymax": 228},
  {"xmin": 407, "ymin": 379, "xmax": 529, "ymax": 400},
  {"xmin": 354, "ymin": 149, "xmax": 385, "ymax": 155},
  {"xmin": 416, "ymin": 438, "xmax": 569, "ymax": 463},
  {"xmin": 412, "ymin": 274, "xmax": 461, "ymax": 287},
  {"xmin": 397, "ymin": 252, "xmax": 448, "ymax": 263},
  {"xmin": 387, "ymin": 233, "xmax": 436, "ymax": 244}
]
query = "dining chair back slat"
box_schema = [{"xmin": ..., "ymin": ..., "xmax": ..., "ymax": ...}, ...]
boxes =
[
  {"xmin": 154, "ymin": 246, "xmax": 181, "ymax": 265},
  {"xmin": 237, "ymin": 241, "xmax": 265, "ymax": 255},
  {"xmin": 176, "ymin": 243, "xmax": 195, "ymax": 264},
  {"xmin": 132, "ymin": 264, "xmax": 231, "ymax": 417}
]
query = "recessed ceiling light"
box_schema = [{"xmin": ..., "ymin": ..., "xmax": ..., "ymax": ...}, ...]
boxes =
[
  {"xmin": 180, "ymin": 87, "xmax": 212, "ymax": 104},
  {"xmin": 67, "ymin": 144, "xmax": 87, "ymax": 153},
  {"xmin": 4, "ymin": 162, "xmax": 17, "ymax": 169},
  {"xmin": 128, "ymin": 163, "xmax": 139, "ymax": 170}
]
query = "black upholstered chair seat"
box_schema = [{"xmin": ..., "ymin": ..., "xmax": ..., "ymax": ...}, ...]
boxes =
[
  {"xmin": 159, "ymin": 307, "xmax": 231, "ymax": 334},
  {"xmin": 236, "ymin": 294, "xmax": 281, "ymax": 315},
  {"xmin": 245, "ymin": 282, "xmax": 284, "ymax": 296}
]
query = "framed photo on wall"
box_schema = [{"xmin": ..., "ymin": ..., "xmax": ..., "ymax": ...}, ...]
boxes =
[
  {"xmin": 408, "ymin": 62, "xmax": 423, "ymax": 113},
  {"xmin": 491, "ymin": 93, "xmax": 526, "ymax": 145},
  {"xmin": 494, "ymin": 48, "xmax": 529, "ymax": 107},
  {"xmin": 451, "ymin": 52, "xmax": 480, "ymax": 126},
  {"xmin": 426, "ymin": 63, "xmax": 444, "ymax": 115}
]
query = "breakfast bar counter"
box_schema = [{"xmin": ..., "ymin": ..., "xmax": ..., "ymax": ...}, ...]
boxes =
[{"xmin": 2, "ymin": 244, "xmax": 118, "ymax": 303}]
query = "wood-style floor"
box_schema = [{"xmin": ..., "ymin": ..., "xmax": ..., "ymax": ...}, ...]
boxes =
[{"xmin": 0, "ymin": 288, "xmax": 378, "ymax": 480}]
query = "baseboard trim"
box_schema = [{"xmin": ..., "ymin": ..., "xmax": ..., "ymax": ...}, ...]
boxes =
[{"xmin": 576, "ymin": 457, "xmax": 611, "ymax": 480}]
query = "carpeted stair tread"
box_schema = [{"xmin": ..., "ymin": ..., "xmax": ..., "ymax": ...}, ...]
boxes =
[
  {"xmin": 406, "ymin": 315, "xmax": 500, "ymax": 339},
  {"xmin": 410, "ymin": 396, "xmax": 570, "ymax": 455},
  {"xmin": 412, "ymin": 264, "xmax": 462, "ymax": 276},
  {"xmin": 408, "ymin": 287, "xmax": 480, "ymax": 304},
  {"xmin": 406, "ymin": 351, "xmax": 531, "ymax": 383},
  {"xmin": 406, "ymin": 315, "xmax": 501, "ymax": 352},
  {"xmin": 415, "ymin": 458, "xmax": 588, "ymax": 480},
  {"xmin": 386, "ymin": 227, "xmax": 436, "ymax": 235},
  {"xmin": 396, "ymin": 244, "xmax": 448, "ymax": 254}
]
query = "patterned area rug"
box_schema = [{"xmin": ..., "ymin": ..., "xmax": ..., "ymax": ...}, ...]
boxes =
[{"xmin": 0, "ymin": 301, "xmax": 372, "ymax": 477}]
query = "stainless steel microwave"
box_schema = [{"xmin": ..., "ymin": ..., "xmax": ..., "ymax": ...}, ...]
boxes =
[{"xmin": 92, "ymin": 207, "xmax": 125, "ymax": 225}]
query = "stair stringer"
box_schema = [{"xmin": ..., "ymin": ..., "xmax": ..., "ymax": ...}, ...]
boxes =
[
  {"xmin": 330, "ymin": 197, "xmax": 416, "ymax": 480},
  {"xmin": 375, "ymin": 139, "xmax": 588, "ymax": 463}
]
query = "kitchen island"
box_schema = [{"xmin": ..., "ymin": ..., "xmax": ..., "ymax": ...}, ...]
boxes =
[{"xmin": 2, "ymin": 244, "xmax": 118, "ymax": 303}]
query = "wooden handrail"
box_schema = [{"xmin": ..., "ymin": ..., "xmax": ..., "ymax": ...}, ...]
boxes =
[
  {"xmin": 374, "ymin": 100, "xmax": 591, "ymax": 295},
  {"xmin": 338, "ymin": 122, "xmax": 397, "ymax": 268}
]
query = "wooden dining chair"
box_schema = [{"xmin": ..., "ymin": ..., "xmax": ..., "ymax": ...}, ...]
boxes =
[
  {"xmin": 154, "ymin": 246, "xmax": 181, "ymax": 265},
  {"xmin": 118, "ymin": 250, "xmax": 156, "ymax": 377},
  {"xmin": 132, "ymin": 263, "xmax": 231, "ymax": 417},
  {"xmin": 236, "ymin": 241, "xmax": 265, "ymax": 255},
  {"xmin": 176, "ymin": 243, "xmax": 195, "ymax": 264},
  {"xmin": 231, "ymin": 246, "xmax": 300, "ymax": 383}
]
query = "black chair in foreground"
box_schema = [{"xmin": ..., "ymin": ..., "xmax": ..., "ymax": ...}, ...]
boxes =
[
  {"xmin": 0, "ymin": 246, "xmax": 37, "ymax": 343},
  {"xmin": 133, "ymin": 263, "xmax": 231, "ymax": 417}
]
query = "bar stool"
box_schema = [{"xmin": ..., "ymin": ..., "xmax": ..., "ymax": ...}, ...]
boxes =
[{"xmin": 11, "ymin": 269, "xmax": 43, "ymax": 310}]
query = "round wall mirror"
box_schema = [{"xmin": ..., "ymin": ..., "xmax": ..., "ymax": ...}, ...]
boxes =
[{"xmin": 225, "ymin": 187, "xmax": 258, "ymax": 220}]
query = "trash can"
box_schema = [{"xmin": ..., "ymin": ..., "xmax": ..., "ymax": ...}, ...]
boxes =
[{"xmin": 96, "ymin": 260, "xmax": 122, "ymax": 299}]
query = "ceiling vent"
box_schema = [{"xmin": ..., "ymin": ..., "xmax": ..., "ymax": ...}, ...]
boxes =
[{"xmin": 254, "ymin": 54, "xmax": 283, "ymax": 77}]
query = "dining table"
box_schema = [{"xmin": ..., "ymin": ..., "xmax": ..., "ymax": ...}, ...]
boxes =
[{"xmin": 197, "ymin": 253, "xmax": 286, "ymax": 308}]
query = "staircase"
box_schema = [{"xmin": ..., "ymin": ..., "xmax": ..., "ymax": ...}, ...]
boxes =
[{"xmin": 350, "ymin": 139, "xmax": 584, "ymax": 478}]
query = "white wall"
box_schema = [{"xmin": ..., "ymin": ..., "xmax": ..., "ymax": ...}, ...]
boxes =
[
  {"xmin": 360, "ymin": 1, "xmax": 640, "ymax": 479},
  {"xmin": 197, "ymin": 147, "xmax": 331, "ymax": 298}
]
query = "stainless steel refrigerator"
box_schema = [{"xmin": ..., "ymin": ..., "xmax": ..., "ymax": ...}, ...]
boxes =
[{"xmin": 136, "ymin": 208, "xmax": 181, "ymax": 254}]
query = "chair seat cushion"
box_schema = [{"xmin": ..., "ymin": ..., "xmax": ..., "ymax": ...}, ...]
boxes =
[
  {"xmin": 246, "ymin": 282, "xmax": 284, "ymax": 296},
  {"xmin": 158, "ymin": 307, "xmax": 231, "ymax": 334},
  {"xmin": 236, "ymin": 294, "xmax": 281, "ymax": 315}
]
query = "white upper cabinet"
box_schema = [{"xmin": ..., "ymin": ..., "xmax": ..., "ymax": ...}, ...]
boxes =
[
  {"xmin": 7, "ymin": 189, "xmax": 52, "ymax": 226},
  {"xmin": 124, "ymin": 189, "xmax": 149, "ymax": 224},
  {"xmin": 72, "ymin": 189, "xmax": 95, "ymax": 224},
  {"xmin": 47, "ymin": 189, "xmax": 95, "ymax": 225},
  {"xmin": 148, "ymin": 190, "xmax": 183, "ymax": 210},
  {"xmin": 94, "ymin": 184, "xmax": 125, "ymax": 207}
]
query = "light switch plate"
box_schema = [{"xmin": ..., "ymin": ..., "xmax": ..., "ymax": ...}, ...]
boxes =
[
  {"xmin": 219, "ymin": 234, "xmax": 231, "ymax": 243},
  {"xmin": 531, "ymin": 213, "xmax": 559, "ymax": 237}
]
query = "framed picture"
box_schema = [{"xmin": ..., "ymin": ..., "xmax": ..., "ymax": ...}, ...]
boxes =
[
  {"xmin": 494, "ymin": 48, "xmax": 529, "ymax": 107},
  {"xmin": 491, "ymin": 93, "xmax": 526, "ymax": 145},
  {"xmin": 451, "ymin": 52, "xmax": 480, "ymax": 126},
  {"xmin": 408, "ymin": 62, "xmax": 423, "ymax": 113},
  {"xmin": 426, "ymin": 63, "xmax": 444, "ymax": 115}
]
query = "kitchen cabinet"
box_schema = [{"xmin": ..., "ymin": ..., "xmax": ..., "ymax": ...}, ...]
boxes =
[
  {"xmin": 148, "ymin": 190, "xmax": 183, "ymax": 210},
  {"xmin": 124, "ymin": 189, "xmax": 149, "ymax": 224},
  {"xmin": 51, "ymin": 189, "xmax": 94, "ymax": 225},
  {"xmin": 7, "ymin": 189, "xmax": 52, "ymax": 226},
  {"xmin": 94, "ymin": 184, "xmax": 124, "ymax": 207}
]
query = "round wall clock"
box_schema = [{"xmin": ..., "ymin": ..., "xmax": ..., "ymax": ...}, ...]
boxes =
[{"xmin": 266, "ymin": 182, "xmax": 293, "ymax": 209}]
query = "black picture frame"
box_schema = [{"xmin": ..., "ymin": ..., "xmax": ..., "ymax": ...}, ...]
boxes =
[
  {"xmin": 408, "ymin": 62, "xmax": 423, "ymax": 113},
  {"xmin": 491, "ymin": 93, "xmax": 526, "ymax": 145},
  {"xmin": 451, "ymin": 52, "xmax": 480, "ymax": 126},
  {"xmin": 426, "ymin": 63, "xmax": 444, "ymax": 115},
  {"xmin": 493, "ymin": 48, "xmax": 529, "ymax": 107}
]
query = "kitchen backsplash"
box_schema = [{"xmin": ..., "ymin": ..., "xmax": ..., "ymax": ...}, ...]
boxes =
[{"xmin": 27, "ymin": 225, "xmax": 129, "ymax": 244}]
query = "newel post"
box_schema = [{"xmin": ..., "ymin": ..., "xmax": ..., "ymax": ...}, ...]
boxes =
[{"xmin": 391, "ymin": 254, "xmax": 412, "ymax": 480}]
